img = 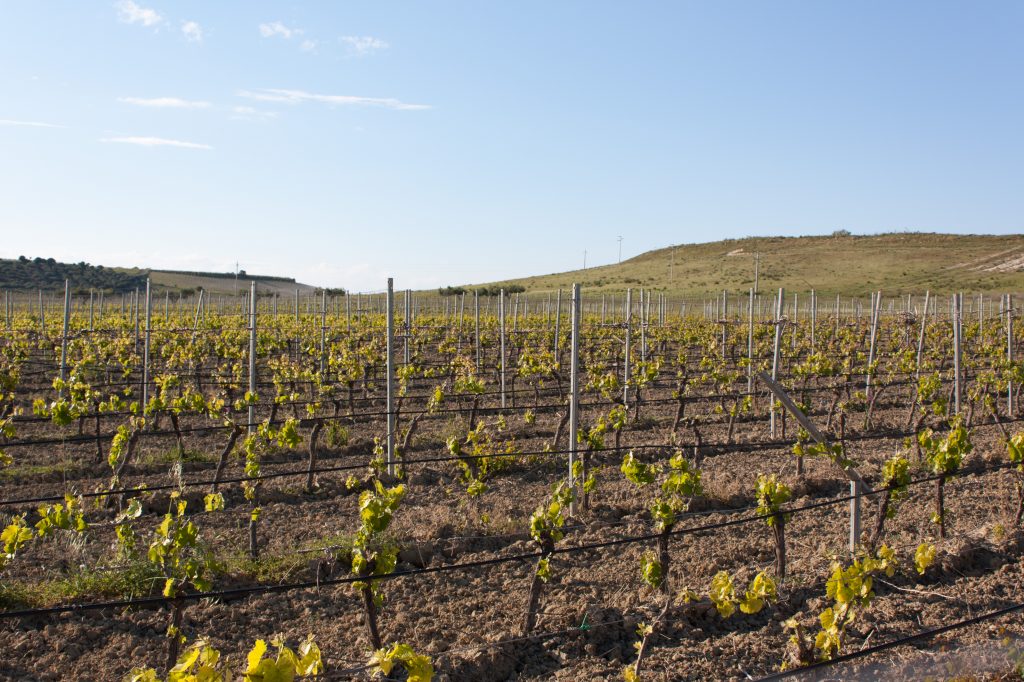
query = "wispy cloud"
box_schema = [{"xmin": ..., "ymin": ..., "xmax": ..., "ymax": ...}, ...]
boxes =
[
  {"xmin": 340, "ymin": 35, "xmax": 389, "ymax": 57},
  {"xmin": 181, "ymin": 21, "xmax": 203, "ymax": 43},
  {"xmin": 116, "ymin": 0, "xmax": 163, "ymax": 27},
  {"xmin": 231, "ymin": 106, "xmax": 278, "ymax": 122},
  {"xmin": 259, "ymin": 21, "xmax": 301, "ymax": 39},
  {"xmin": 0, "ymin": 119, "xmax": 66, "ymax": 128},
  {"xmin": 237, "ymin": 88, "xmax": 430, "ymax": 111},
  {"xmin": 101, "ymin": 136, "xmax": 212, "ymax": 150},
  {"xmin": 299, "ymin": 39, "xmax": 318, "ymax": 53},
  {"xmin": 119, "ymin": 96, "xmax": 211, "ymax": 109}
]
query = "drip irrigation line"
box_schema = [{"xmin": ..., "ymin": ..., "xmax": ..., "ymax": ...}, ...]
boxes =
[
  {"xmin": 324, "ymin": 616, "xmax": 631, "ymax": 679},
  {"xmin": 4, "ymin": 409, "xmax": 1022, "ymax": 508},
  {"xmin": 2, "ymin": 356, "xmax": 1006, "ymax": 428},
  {"xmin": 2, "ymin": 382, "xmax": 1019, "ymax": 458},
  {"xmin": 0, "ymin": 458, "xmax": 1015, "ymax": 620},
  {"xmin": 755, "ymin": 600, "xmax": 1024, "ymax": 680},
  {"xmin": 0, "ymin": 443, "xmax": 680, "ymax": 507},
  {"xmin": 0, "ymin": 371, "xmax": 962, "ymax": 443}
]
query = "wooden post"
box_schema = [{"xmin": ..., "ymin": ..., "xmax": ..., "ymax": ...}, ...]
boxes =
[
  {"xmin": 385, "ymin": 279, "xmax": 395, "ymax": 476},
  {"xmin": 404, "ymin": 289, "xmax": 411, "ymax": 365},
  {"xmin": 916, "ymin": 291, "xmax": 930, "ymax": 380},
  {"xmin": 865, "ymin": 291, "xmax": 881, "ymax": 404},
  {"xmin": 747, "ymin": 288, "xmax": 755, "ymax": 395},
  {"xmin": 499, "ymin": 289, "xmax": 506, "ymax": 409},
  {"xmin": 758, "ymin": 371, "xmax": 864, "ymax": 553},
  {"xmin": 624, "ymin": 288, "xmax": 632, "ymax": 408},
  {"xmin": 474, "ymin": 291, "xmax": 481, "ymax": 371},
  {"xmin": 458, "ymin": 292, "xmax": 465, "ymax": 347},
  {"xmin": 834, "ymin": 293, "xmax": 841, "ymax": 337},
  {"xmin": 59, "ymin": 280, "xmax": 70, "ymax": 395},
  {"xmin": 568, "ymin": 283, "xmax": 581, "ymax": 514},
  {"xmin": 953, "ymin": 292, "xmax": 962, "ymax": 416},
  {"xmin": 1009, "ymin": 294, "xmax": 1015, "ymax": 416},
  {"xmin": 721, "ymin": 289, "xmax": 728, "ymax": 360},
  {"xmin": 248, "ymin": 282, "xmax": 257, "ymax": 435},
  {"xmin": 810, "ymin": 289, "xmax": 816, "ymax": 353},
  {"xmin": 770, "ymin": 288, "xmax": 784, "ymax": 438},
  {"xmin": 318, "ymin": 290, "xmax": 328, "ymax": 379},
  {"xmin": 640, "ymin": 288, "xmax": 647, "ymax": 364},
  {"xmin": 142, "ymin": 279, "xmax": 152, "ymax": 409},
  {"xmin": 554, "ymin": 288, "xmax": 562, "ymax": 365}
]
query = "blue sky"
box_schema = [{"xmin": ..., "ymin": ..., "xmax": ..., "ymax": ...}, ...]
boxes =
[{"xmin": 1, "ymin": 2, "xmax": 1021, "ymax": 292}]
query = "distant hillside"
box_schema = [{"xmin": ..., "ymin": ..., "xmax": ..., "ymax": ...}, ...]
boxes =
[
  {"xmin": 117, "ymin": 269, "xmax": 320, "ymax": 296},
  {"xmin": 0, "ymin": 258, "xmax": 320, "ymax": 295},
  {"xmin": 0, "ymin": 257, "xmax": 148, "ymax": 293},
  {"xmin": 462, "ymin": 232, "xmax": 1024, "ymax": 296}
]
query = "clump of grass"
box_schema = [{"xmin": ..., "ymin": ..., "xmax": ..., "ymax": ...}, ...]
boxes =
[
  {"xmin": 0, "ymin": 462, "xmax": 76, "ymax": 480},
  {"xmin": 138, "ymin": 447, "xmax": 214, "ymax": 467},
  {"xmin": 221, "ymin": 533, "xmax": 354, "ymax": 583},
  {"xmin": 326, "ymin": 423, "xmax": 350, "ymax": 449},
  {"xmin": 0, "ymin": 559, "xmax": 164, "ymax": 609}
]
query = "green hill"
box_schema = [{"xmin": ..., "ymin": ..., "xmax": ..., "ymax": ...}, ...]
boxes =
[
  {"xmin": 462, "ymin": 232, "xmax": 1024, "ymax": 296},
  {"xmin": 0, "ymin": 257, "xmax": 148, "ymax": 293},
  {"xmin": 117, "ymin": 268, "xmax": 319, "ymax": 296},
  {"xmin": 0, "ymin": 258, "xmax": 319, "ymax": 295}
]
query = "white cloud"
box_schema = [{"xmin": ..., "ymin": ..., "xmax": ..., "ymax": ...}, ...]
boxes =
[
  {"xmin": 299, "ymin": 39, "xmax": 318, "ymax": 53},
  {"xmin": 181, "ymin": 21, "xmax": 203, "ymax": 42},
  {"xmin": 0, "ymin": 119, "xmax": 65, "ymax": 128},
  {"xmin": 231, "ymin": 106, "xmax": 278, "ymax": 121},
  {"xmin": 119, "ymin": 96, "xmax": 211, "ymax": 109},
  {"xmin": 116, "ymin": 1, "xmax": 163, "ymax": 27},
  {"xmin": 101, "ymin": 136, "xmax": 212, "ymax": 150},
  {"xmin": 237, "ymin": 88, "xmax": 430, "ymax": 111},
  {"xmin": 259, "ymin": 21, "xmax": 301, "ymax": 39},
  {"xmin": 340, "ymin": 35, "xmax": 389, "ymax": 56}
]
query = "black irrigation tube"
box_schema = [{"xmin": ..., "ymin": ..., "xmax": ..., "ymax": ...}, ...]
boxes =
[
  {"xmin": 0, "ymin": 376, "xmax": 1010, "ymax": 452},
  {"xmin": 9, "ymin": 325, "xmax": 1015, "ymax": 368},
  {"xmin": 0, "ymin": 485, "xmax": 883, "ymax": 619},
  {"xmin": 0, "ymin": 367, "xmax": 945, "ymax": 436},
  {"xmin": 0, "ymin": 461, "xmax": 1006, "ymax": 621},
  {"xmin": 3, "ymin": 351, "xmax": 1008, "ymax": 421},
  {"xmin": 0, "ymin": 389, "xmax": 945, "ymax": 454},
  {"xmin": 756, "ymin": 600, "xmax": 1024, "ymax": 680},
  {"xmin": 4, "ymin": 381, "xmax": 576, "ymax": 425},
  {"xmin": 0, "ymin": 462, "xmax": 379, "ymax": 506},
  {"xmin": 5, "ymin": 340, "xmax": 1019, "ymax": 363},
  {"xmin": 3, "ymin": 362, "xmax": 1009, "ymax": 413},
  {"xmin": 326, "ymin": 616, "xmax": 633, "ymax": 678},
  {"xmin": 0, "ymin": 442, "xmax": 685, "ymax": 507},
  {"xmin": 4, "ymin": 409, "xmax": 1023, "ymax": 508},
  {"xmin": 8, "ymin": 360, "xmax": 1016, "ymax": 398}
]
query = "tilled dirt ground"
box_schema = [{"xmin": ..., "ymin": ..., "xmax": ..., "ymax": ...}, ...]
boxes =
[{"xmin": 3, "ymin": 395, "xmax": 1024, "ymax": 681}]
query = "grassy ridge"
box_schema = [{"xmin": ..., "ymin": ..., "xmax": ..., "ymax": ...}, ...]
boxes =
[
  {"xmin": 466, "ymin": 232, "xmax": 1024, "ymax": 296},
  {"xmin": 0, "ymin": 257, "xmax": 147, "ymax": 293},
  {"xmin": 130, "ymin": 269, "xmax": 318, "ymax": 295},
  {"xmin": 0, "ymin": 258, "xmax": 318, "ymax": 295}
]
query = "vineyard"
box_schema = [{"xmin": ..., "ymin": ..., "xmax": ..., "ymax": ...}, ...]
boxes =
[{"xmin": 1, "ymin": 281, "xmax": 1023, "ymax": 681}]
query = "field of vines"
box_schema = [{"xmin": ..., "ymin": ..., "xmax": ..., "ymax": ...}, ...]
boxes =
[{"xmin": 1, "ymin": 284, "xmax": 1023, "ymax": 681}]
